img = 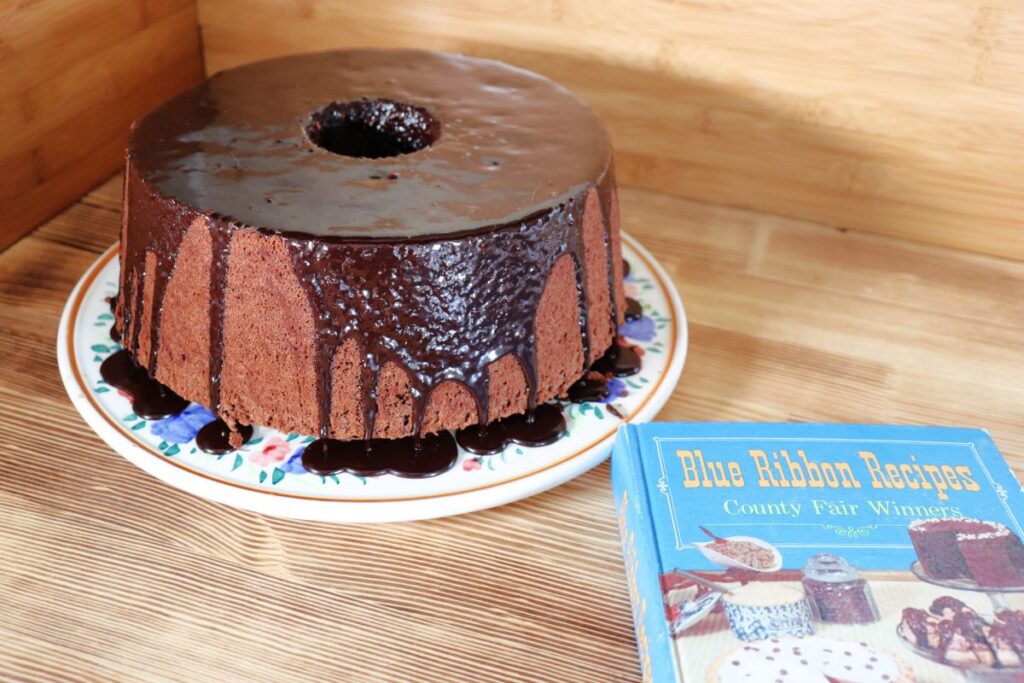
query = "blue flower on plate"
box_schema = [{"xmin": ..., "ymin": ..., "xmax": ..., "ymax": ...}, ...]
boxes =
[
  {"xmin": 280, "ymin": 448, "xmax": 307, "ymax": 475},
  {"xmin": 619, "ymin": 315, "xmax": 656, "ymax": 342},
  {"xmin": 150, "ymin": 404, "xmax": 216, "ymax": 443},
  {"xmin": 604, "ymin": 378, "xmax": 626, "ymax": 403}
]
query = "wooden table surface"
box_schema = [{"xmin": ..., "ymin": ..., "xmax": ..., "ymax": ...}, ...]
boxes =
[{"xmin": 1, "ymin": 173, "xmax": 1022, "ymax": 682}]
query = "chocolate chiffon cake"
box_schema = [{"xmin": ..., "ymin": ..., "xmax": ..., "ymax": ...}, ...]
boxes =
[{"xmin": 113, "ymin": 49, "xmax": 626, "ymax": 458}]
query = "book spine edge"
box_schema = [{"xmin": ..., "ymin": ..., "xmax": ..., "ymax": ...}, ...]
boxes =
[{"xmin": 612, "ymin": 424, "xmax": 680, "ymax": 682}]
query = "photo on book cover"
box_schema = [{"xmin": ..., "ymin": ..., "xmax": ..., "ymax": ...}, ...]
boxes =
[{"xmin": 613, "ymin": 424, "xmax": 1024, "ymax": 683}]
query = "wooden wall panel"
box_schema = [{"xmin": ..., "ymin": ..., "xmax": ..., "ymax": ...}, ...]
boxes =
[
  {"xmin": 196, "ymin": 0, "xmax": 1024, "ymax": 260},
  {"xmin": 0, "ymin": 0, "xmax": 204, "ymax": 251}
]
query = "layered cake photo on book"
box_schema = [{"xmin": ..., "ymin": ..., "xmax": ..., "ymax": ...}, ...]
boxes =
[
  {"xmin": 612, "ymin": 423, "xmax": 1024, "ymax": 683},
  {"xmin": 909, "ymin": 518, "xmax": 1024, "ymax": 588},
  {"xmin": 105, "ymin": 48, "xmax": 640, "ymax": 477}
]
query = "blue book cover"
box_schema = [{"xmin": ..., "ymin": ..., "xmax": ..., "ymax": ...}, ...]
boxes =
[{"xmin": 611, "ymin": 423, "xmax": 1024, "ymax": 683}]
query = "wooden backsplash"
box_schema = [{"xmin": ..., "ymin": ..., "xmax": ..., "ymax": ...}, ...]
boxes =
[
  {"xmin": 197, "ymin": 0, "xmax": 1024, "ymax": 260},
  {"xmin": 0, "ymin": 0, "xmax": 204, "ymax": 251},
  {"xmin": 4, "ymin": 1, "xmax": 1023, "ymax": 260}
]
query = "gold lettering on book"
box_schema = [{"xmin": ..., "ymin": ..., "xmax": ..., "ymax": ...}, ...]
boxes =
[
  {"xmin": 676, "ymin": 450, "xmax": 743, "ymax": 488},
  {"xmin": 858, "ymin": 451, "xmax": 979, "ymax": 501},
  {"xmin": 671, "ymin": 445, "xmax": 980, "ymax": 502},
  {"xmin": 617, "ymin": 490, "xmax": 653, "ymax": 682}
]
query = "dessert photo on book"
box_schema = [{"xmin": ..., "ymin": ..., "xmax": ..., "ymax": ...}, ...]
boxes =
[{"xmin": 612, "ymin": 423, "xmax": 1024, "ymax": 683}]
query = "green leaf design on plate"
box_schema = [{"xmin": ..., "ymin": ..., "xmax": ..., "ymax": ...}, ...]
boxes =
[
  {"xmin": 90, "ymin": 344, "xmax": 110, "ymax": 353},
  {"xmin": 515, "ymin": 447, "xmax": 524, "ymax": 455},
  {"xmin": 259, "ymin": 470, "xmax": 267, "ymax": 484},
  {"xmin": 329, "ymin": 474, "xmax": 340, "ymax": 484},
  {"xmin": 93, "ymin": 354, "xmax": 103, "ymax": 362},
  {"xmin": 190, "ymin": 447, "xmax": 197, "ymax": 454},
  {"xmin": 247, "ymin": 436, "xmax": 263, "ymax": 446},
  {"xmin": 131, "ymin": 421, "xmax": 146, "ymax": 430},
  {"xmin": 94, "ymin": 386, "xmax": 110, "ymax": 393},
  {"xmin": 286, "ymin": 433, "xmax": 298, "ymax": 441},
  {"xmin": 98, "ymin": 313, "xmax": 114, "ymax": 321},
  {"xmin": 301, "ymin": 436, "xmax": 315, "ymax": 444},
  {"xmin": 271, "ymin": 468, "xmax": 285, "ymax": 485},
  {"xmin": 231, "ymin": 453, "xmax": 243, "ymax": 471},
  {"xmin": 594, "ymin": 406, "xmax": 605, "ymax": 420},
  {"xmin": 158, "ymin": 441, "xmax": 168, "ymax": 450},
  {"xmin": 123, "ymin": 413, "xmax": 138, "ymax": 421},
  {"xmin": 164, "ymin": 444, "xmax": 180, "ymax": 456}
]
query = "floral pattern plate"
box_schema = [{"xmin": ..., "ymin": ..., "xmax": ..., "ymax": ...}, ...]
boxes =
[{"xmin": 57, "ymin": 233, "xmax": 687, "ymax": 522}]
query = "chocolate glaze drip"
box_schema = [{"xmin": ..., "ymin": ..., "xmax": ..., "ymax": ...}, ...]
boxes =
[
  {"xmin": 622, "ymin": 258, "xmax": 631, "ymax": 278},
  {"xmin": 905, "ymin": 598, "xmax": 1021, "ymax": 667},
  {"xmin": 284, "ymin": 189, "xmax": 601, "ymax": 438},
  {"xmin": 598, "ymin": 175, "xmax": 622, "ymax": 328},
  {"xmin": 930, "ymin": 596, "xmax": 968, "ymax": 615},
  {"xmin": 567, "ymin": 374, "xmax": 611, "ymax": 403},
  {"xmin": 455, "ymin": 403, "xmax": 566, "ymax": 455},
  {"xmin": 116, "ymin": 49, "xmax": 623, "ymax": 443},
  {"xmin": 107, "ymin": 293, "xmax": 122, "ymax": 343},
  {"xmin": 302, "ymin": 431, "xmax": 457, "ymax": 478},
  {"xmin": 935, "ymin": 611, "xmax": 999, "ymax": 666},
  {"xmin": 902, "ymin": 608, "xmax": 931, "ymax": 648},
  {"xmin": 994, "ymin": 610, "xmax": 1024, "ymax": 665},
  {"xmin": 566, "ymin": 340, "xmax": 645, "ymax": 404},
  {"xmin": 592, "ymin": 343, "xmax": 642, "ymax": 377},
  {"xmin": 98, "ymin": 346, "xmax": 455, "ymax": 477},
  {"xmin": 100, "ymin": 349, "xmax": 188, "ymax": 419},
  {"xmin": 207, "ymin": 226, "xmax": 232, "ymax": 414},
  {"xmin": 197, "ymin": 420, "xmax": 253, "ymax": 455},
  {"xmin": 118, "ymin": 161, "xmax": 203, "ymax": 380},
  {"xmin": 624, "ymin": 297, "xmax": 643, "ymax": 322}
]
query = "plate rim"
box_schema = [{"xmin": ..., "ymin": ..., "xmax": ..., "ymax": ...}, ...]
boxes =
[{"xmin": 57, "ymin": 232, "xmax": 688, "ymax": 522}]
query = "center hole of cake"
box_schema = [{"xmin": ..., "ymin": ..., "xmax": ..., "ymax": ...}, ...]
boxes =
[{"xmin": 306, "ymin": 98, "xmax": 440, "ymax": 159}]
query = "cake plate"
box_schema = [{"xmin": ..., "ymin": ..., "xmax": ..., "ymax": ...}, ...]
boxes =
[
  {"xmin": 910, "ymin": 561, "xmax": 1024, "ymax": 612},
  {"xmin": 58, "ymin": 233, "xmax": 687, "ymax": 523},
  {"xmin": 900, "ymin": 629, "xmax": 1024, "ymax": 682}
]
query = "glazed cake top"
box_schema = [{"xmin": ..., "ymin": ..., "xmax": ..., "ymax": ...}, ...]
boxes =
[{"xmin": 128, "ymin": 49, "xmax": 612, "ymax": 240}]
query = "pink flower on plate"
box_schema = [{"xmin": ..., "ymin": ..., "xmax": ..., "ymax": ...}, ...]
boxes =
[
  {"xmin": 463, "ymin": 457, "xmax": 482, "ymax": 472},
  {"xmin": 249, "ymin": 435, "xmax": 292, "ymax": 467},
  {"xmin": 623, "ymin": 280, "xmax": 640, "ymax": 299}
]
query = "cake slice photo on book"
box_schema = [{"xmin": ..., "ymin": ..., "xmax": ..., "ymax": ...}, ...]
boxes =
[{"xmin": 612, "ymin": 423, "xmax": 1024, "ymax": 683}]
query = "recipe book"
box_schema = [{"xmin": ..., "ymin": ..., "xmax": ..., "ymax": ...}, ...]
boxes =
[{"xmin": 611, "ymin": 423, "xmax": 1024, "ymax": 683}]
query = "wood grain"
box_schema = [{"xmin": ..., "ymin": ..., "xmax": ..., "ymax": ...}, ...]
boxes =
[
  {"xmin": 196, "ymin": 0, "xmax": 1024, "ymax": 260},
  {"xmin": 0, "ymin": 0, "xmax": 204, "ymax": 252},
  {"xmin": 0, "ymin": 173, "xmax": 1021, "ymax": 681}
]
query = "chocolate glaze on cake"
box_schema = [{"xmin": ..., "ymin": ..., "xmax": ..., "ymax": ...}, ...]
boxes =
[{"xmin": 117, "ymin": 49, "xmax": 625, "ymax": 442}]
